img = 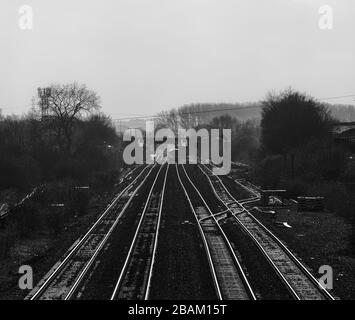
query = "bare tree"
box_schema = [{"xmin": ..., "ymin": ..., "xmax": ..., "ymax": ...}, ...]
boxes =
[
  {"xmin": 43, "ymin": 83, "xmax": 101, "ymax": 154},
  {"xmin": 178, "ymin": 107, "xmax": 198, "ymax": 129},
  {"xmin": 156, "ymin": 109, "xmax": 180, "ymax": 134}
]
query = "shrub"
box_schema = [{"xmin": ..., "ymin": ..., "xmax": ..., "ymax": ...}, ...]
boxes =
[
  {"xmin": 342, "ymin": 161, "xmax": 355, "ymax": 182},
  {"xmin": 295, "ymin": 138, "xmax": 347, "ymax": 181},
  {"xmin": 307, "ymin": 182, "xmax": 354, "ymax": 219},
  {"xmin": 351, "ymin": 217, "xmax": 355, "ymax": 256},
  {"xmin": 279, "ymin": 178, "xmax": 308, "ymax": 199},
  {"xmin": 255, "ymin": 155, "xmax": 285, "ymax": 188},
  {"xmin": 0, "ymin": 155, "xmax": 40, "ymax": 190},
  {"xmin": 53, "ymin": 159, "xmax": 88, "ymax": 181},
  {"xmin": 11, "ymin": 200, "xmax": 42, "ymax": 237},
  {"xmin": 43, "ymin": 207, "xmax": 66, "ymax": 235},
  {"xmin": 68, "ymin": 189, "xmax": 90, "ymax": 216},
  {"xmin": 89, "ymin": 169, "xmax": 119, "ymax": 190},
  {"xmin": 0, "ymin": 224, "xmax": 16, "ymax": 258}
]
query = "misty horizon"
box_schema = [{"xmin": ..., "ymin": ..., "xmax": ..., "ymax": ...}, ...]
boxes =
[{"xmin": 1, "ymin": 0, "xmax": 354, "ymax": 118}]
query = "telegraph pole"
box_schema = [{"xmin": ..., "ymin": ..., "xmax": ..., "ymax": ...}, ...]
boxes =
[{"xmin": 37, "ymin": 87, "xmax": 51, "ymax": 120}]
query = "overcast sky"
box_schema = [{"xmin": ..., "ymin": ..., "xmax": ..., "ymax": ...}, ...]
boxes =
[{"xmin": 1, "ymin": 0, "xmax": 354, "ymax": 118}]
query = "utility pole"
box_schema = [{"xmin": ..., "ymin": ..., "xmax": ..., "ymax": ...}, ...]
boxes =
[{"xmin": 37, "ymin": 87, "xmax": 51, "ymax": 121}]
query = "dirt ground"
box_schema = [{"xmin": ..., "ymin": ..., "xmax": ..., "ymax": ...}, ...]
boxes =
[
  {"xmin": 253, "ymin": 206, "xmax": 355, "ymax": 300},
  {"xmin": 0, "ymin": 172, "xmax": 132, "ymax": 300}
]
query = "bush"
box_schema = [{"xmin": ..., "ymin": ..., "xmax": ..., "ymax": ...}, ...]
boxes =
[
  {"xmin": 351, "ymin": 217, "xmax": 355, "ymax": 256},
  {"xmin": 342, "ymin": 161, "xmax": 355, "ymax": 182},
  {"xmin": 295, "ymin": 138, "xmax": 347, "ymax": 181},
  {"xmin": 11, "ymin": 200, "xmax": 42, "ymax": 237},
  {"xmin": 43, "ymin": 207, "xmax": 66, "ymax": 235},
  {"xmin": 41, "ymin": 179, "xmax": 76, "ymax": 204},
  {"xmin": 53, "ymin": 159, "xmax": 88, "ymax": 181},
  {"xmin": 0, "ymin": 155, "xmax": 41, "ymax": 190},
  {"xmin": 307, "ymin": 182, "xmax": 354, "ymax": 219},
  {"xmin": 261, "ymin": 89, "xmax": 332, "ymax": 155},
  {"xmin": 89, "ymin": 169, "xmax": 119, "ymax": 190},
  {"xmin": 255, "ymin": 155, "xmax": 285, "ymax": 188},
  {"xmin": 68, "ymin": 189, "xmax": 90, "ymax": 216},
  {"xmin": 0, "ymin": 225, "xmax": 16, "ymax": 259},
  {"xmin": 279, "ymin": 178, "xmax": 308, "ymax": 199}
]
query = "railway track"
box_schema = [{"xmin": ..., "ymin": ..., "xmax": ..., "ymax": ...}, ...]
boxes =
[
  {"xmin": 28, "ymin": 164, "xmax": 156, "ymax": 300},
  {"xmin": 176, "ymin": 164, "xmax": 256, "ymax": 300},
  {"xmin": 111, "ymin": 164, "xmax": 168, "ymax": 300},
  {"xmin": 199, "ymin": 163, "xmax": 335, "ymax": 300},
  {"xmin": 148, "ymin": 164, "xmax": 218, "ymax": 299}
]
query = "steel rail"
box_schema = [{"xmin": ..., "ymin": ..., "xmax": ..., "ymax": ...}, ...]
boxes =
[
  {"xmin": 175, "ymin": 164, "xmax": 223, "ymax": 300},
  {"xmin": 201, "ymin": 163, "xmax": 335, "ymax": 300},
  {"xmin": 30, "ymin": 164, "xmax": 154, "ymax": 300},
  {"xmin": 111, "ymin": 164, "xmax": 168, "ymax": 300},
  {"xmin": 144, "ymin": 164, "xmax": 169, "ymax": 299},
  {"xmin": 199, "ymin": 164, "xmax": 300, "ymax": 299},
  {"xmin": 179, "ymin": 164, "xmax": 256, "ymax": 300},
  {"xmin": 248, "ymin": 210, "xmax": 335, "ymax": 300},
  {"xmin": 65, "ymin": 166, "xmax": 157, "ymax": 299},
  {"xmin": 222, "ymin": 167, "xmax": 334, "ymax": 299}
]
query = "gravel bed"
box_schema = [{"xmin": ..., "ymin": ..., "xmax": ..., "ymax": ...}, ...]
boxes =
[
  {"xmin": 149, "ymin": 165, "xmax": 217, "ymax": 300},
  {"xmin": 75, "ymin": 166, "xmax": 161, "ymax": 299}
]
